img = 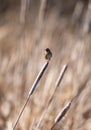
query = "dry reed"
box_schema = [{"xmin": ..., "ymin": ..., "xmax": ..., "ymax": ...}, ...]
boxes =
[{"xmin": 34, "ymin": 0, "xmax": 47, "ymax": 46}]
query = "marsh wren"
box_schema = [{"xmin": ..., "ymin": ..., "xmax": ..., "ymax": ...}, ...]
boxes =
[{"xmin": 45, "ymin": 48, "xmax": 52, "ymax": 60}]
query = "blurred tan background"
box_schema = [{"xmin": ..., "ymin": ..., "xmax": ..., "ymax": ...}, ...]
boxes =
[{"xmin": 0, "ymin": 0, "xmax": 91, "ymax": 130}]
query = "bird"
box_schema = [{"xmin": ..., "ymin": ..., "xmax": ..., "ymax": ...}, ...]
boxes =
[{"xmin": 45, "ymin": 48, "xmax": 52, "ymax": 60}]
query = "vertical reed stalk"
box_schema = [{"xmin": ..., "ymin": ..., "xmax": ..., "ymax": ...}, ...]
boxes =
[
  {"xmin": 38, "ymin": 0, "xmax": 47, "ymax": 25},
  {"xmin": 19, "ymin": 0, "xmax": 29, "ymax": 56},
  {"xmin": 35, "ymin": 0, "xmax": 48, "ymax": 45},
  {"xmin": 20, "ymin": 0, "xmax": 27, "ymax": 25}
]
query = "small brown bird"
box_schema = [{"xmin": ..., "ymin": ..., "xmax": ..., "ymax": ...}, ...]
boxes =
[{"xmin": 45, "ymin": 48, "xmax": 52, "ymax": 60}]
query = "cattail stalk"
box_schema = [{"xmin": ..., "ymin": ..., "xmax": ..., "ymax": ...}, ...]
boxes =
[
  {"xmin": 36, "ymin": 64, "xmax": 68, "ymax": 129},
  {"xmin": 55, "ymin": 102, "xmax": 71, "ymax": 123},
  {"xmin": 51, "ymin": 102, "xmax": 71, "ymax": 130},
  {"xmin": 55, "ymin": 64, "xmax": 68, "ymax": 87},
  {"xmin": 12, "ymin": 61, "xmax": 49, "ymax": 130},
  {"xmin": 29, "ymin": 61, "xmax": 49, "ymax": 95}
]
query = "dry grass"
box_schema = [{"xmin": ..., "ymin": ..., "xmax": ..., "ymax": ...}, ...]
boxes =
[{"xmin": 0, "ymin": 1, "xmax": 91, "ymax": 130}]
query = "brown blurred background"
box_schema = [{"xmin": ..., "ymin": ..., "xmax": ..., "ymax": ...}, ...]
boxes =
[{"xmin": 0, "ymin": 0, "xmax": 91, "ymax": 130}]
